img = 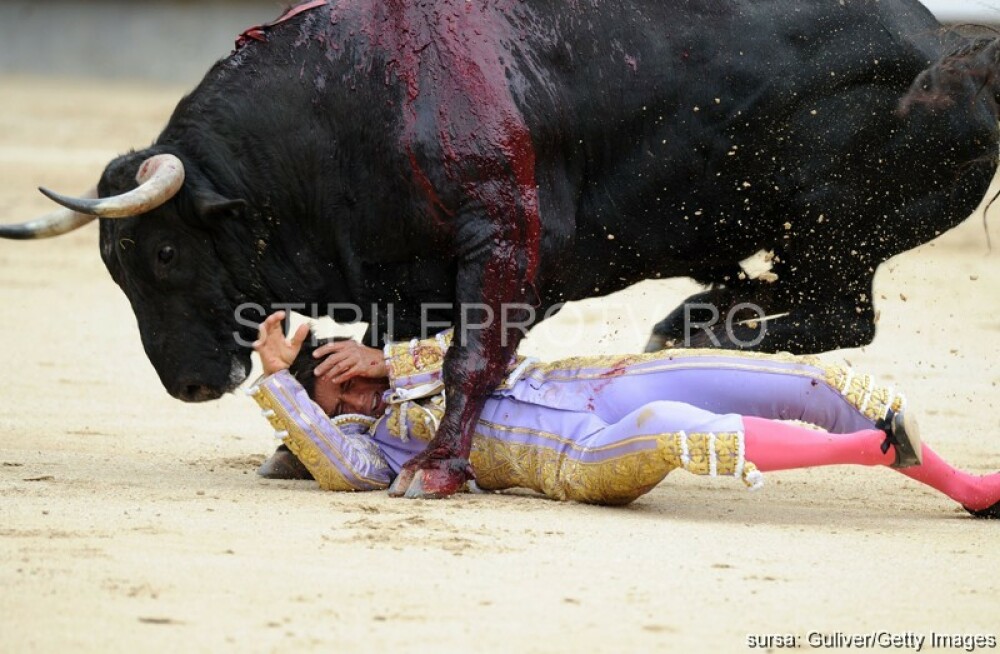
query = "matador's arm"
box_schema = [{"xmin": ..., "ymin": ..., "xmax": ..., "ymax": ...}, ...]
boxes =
[{"xmin": 248, "ymin": 370, "xmax": 393, "ymax": 492}]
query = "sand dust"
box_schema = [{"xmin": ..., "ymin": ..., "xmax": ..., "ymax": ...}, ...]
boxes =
[{"xmin": 1, "ymin": 76, "xmax": 999, "ymax": 652}]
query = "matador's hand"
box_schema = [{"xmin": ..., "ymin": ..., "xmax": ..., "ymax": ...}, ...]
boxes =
[
  {"xmin": 253, "ymin": 311, "xmax": 309, "ymax": 376},
  {"xmin": 312, "ymin": 339, "xmax": 388, "ymax": 384}
]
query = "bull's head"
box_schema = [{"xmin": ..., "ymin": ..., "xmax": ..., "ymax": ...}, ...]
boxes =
[{"xmin": 1, "ymin": 149, "xmax": 257, "ymax": 402}]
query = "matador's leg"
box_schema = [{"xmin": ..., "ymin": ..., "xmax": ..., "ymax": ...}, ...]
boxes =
[
  {"xmin": 742, "ymin": 417, "xmax": 1000, "ymax": 515},
  {"xmin": 473, "ymin": 393, "xmax": 1000, "ymax": 515},
  {"xmin": 472, "ymin": 399, "xmax": 761, "ymax": 505},
  {"xmin": 573, "ymin": 351, "xmax": 904, "ymax": 434},
  {"xmin": 898, "ymin": 447, "xmax": 1000, "ymax": 516}
]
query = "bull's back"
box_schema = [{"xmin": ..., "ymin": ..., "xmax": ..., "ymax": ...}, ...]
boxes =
[
  {"xmin": 511, "ymin": 0, "xmax": 962, "ymax": 294},
  {"xmin": 521, "ymin": 0, "xmax": 945, "ymax": 142}
]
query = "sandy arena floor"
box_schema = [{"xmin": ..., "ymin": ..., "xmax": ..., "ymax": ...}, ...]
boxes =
[{"xmin": 1, "ymin": 76, "xmax": 999, "ymax": 652}]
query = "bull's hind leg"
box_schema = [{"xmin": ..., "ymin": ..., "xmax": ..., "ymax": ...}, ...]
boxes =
[
  {"xmin": 645, "ymin": 274, "xmax": 784, "ymax": 351},
  {"xmin": 646, "ymin": 287, "xmax": 731, "ymax": 352},
  {"xmin": 690, "ymin": 55, "xmax": 999, "ymax": 354},
  {"xmin": 735, "ymin": 161, "xmax": 996, "ymax": 352},
  {"xmin": 679, "ymin": 247, "xmax": 880, "ymax": 354}
]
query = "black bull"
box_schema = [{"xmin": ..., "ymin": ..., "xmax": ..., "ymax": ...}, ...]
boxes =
[{"xmin": 3, "ymin": 0, "xmax": 999, "ymax": 498}]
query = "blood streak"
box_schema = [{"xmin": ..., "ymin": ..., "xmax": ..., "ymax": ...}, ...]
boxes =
[
  {"xmin": 349, "ymin": 0, "xmax": 542, "ymax": 281},
  {"xmin": 344, "ymin": 0, "xmax": 543, "ymax": 398}
]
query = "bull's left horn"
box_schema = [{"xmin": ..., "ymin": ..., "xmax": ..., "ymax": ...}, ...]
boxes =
[
  {"xmin": 39, "ymin": 153, "xmax": 186, "ymax": 219},
  {"xmin": 0, "ymin": 188, "xmax": 98, "ymax": 240}
]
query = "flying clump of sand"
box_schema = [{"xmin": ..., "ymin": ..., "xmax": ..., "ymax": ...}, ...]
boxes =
[{"xmin": 1, "ymin": 77, "xmax": 999, "ymax": 652}]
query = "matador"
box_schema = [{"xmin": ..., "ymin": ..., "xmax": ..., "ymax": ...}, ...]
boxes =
[{"xmin": 247, "ymin": 312, "xmax": 1000, "ymax": 517}]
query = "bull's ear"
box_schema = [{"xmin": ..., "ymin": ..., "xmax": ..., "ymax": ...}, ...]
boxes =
[
  {"xmin": 193, "ymin": 191, "xmax": 246, "ymax": 221},
  {"xmin": 195, "ymin": 195, "xmax": 247, "ymax": 221}
]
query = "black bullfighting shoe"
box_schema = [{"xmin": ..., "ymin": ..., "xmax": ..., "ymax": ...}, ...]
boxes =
[
  {"xmin": 877, "ymin": 408, "xmax": 922, "ymax": 469},
  {"xmin": 965, "ymin": 501, "xmax": 1000, "ymax": 520},
  {"xmin": 257, "ymin": 443, "xmax": 315, "ymax": 480}
]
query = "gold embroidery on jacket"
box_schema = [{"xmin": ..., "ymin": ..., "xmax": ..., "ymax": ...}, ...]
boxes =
[
  {"xmin": 386, "ymin": 331, "xmax": 454, "ymax": 381},
  {"xmin": 386, "ymin": 396, "xmax": 446, "ymax": 443}
]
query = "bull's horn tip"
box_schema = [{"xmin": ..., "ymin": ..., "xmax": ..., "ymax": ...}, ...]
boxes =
[{"xmin": 37, "ymin": 186, "xmax": 100, "ymax": 216}]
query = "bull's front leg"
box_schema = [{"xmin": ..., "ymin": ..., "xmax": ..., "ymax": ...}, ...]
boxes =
[{"xmin": 388, "ymin": 220, "xmax": 537, "ymax": 499}]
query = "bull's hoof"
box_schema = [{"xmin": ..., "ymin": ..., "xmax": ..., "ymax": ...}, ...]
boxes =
[
  {"xmin": 387, "ymin": 458, "xmax": 471, "ymax": 499},
  {"xmin": 257, "ymin": 444, "xmax": 314, "ymax": 480},
  {"xmin": 965, "ymin": 501, "xmax": 1000, "ymax": 520}
]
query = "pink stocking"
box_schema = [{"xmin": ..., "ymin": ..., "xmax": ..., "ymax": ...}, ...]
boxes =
[
  {"xmin": 898, "ymin": 446, "xmax": 1000, "ymax": 512},
  {"xmin": 742, "ymin": 416, "xmax": 893, "ymax": 470},
  {"xmin": 742, "ymin": 416, "xmax": 1000, "ymax": 511}
]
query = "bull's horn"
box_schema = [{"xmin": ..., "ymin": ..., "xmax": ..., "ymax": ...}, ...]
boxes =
[
  {"xmin": 0, "ymin": 188, "xmax": 98, "ymax": 240},
  {"xmin": 39, "ymin": 153, "xmax": 185, "ymax": 219}
]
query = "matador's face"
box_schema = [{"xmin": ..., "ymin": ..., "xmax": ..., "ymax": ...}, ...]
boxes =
[{"xmin": 313, "ymin": 376, "xmax": 390, "ymax": 418}]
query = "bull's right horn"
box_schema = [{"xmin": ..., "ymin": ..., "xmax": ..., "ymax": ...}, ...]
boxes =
[
  {"xmin": 0, "ymin": 188, "xmax": 98, "ymax": 240},
  {"xmin": 39, "ymin": 153, "xmax": 185, "ymax": 219}
]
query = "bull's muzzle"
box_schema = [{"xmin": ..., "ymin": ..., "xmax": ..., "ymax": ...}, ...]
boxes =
[{"xmin": 174, "ymin": 382, "xmax": 226, "ymax": 403}]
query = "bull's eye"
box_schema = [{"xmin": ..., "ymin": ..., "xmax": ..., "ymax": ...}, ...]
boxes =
[{"xmin": 157, "ymin": 245, "xmax": 176, "ymax": 265}]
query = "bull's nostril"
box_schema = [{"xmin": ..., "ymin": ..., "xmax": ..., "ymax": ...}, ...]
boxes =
[{"xmin": 175, "ymin": 383, "xmax": 225, "ymax": 403}]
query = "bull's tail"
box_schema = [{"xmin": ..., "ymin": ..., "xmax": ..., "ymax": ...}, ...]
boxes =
[{"xmin": 898, "ymin": 36, "xmax": 1000, "ymax": 117}]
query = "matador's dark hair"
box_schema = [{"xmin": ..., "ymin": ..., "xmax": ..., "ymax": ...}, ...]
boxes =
[{"xmin": 286, "ymin": 329, "xmax": 355, "ymax": 397}]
